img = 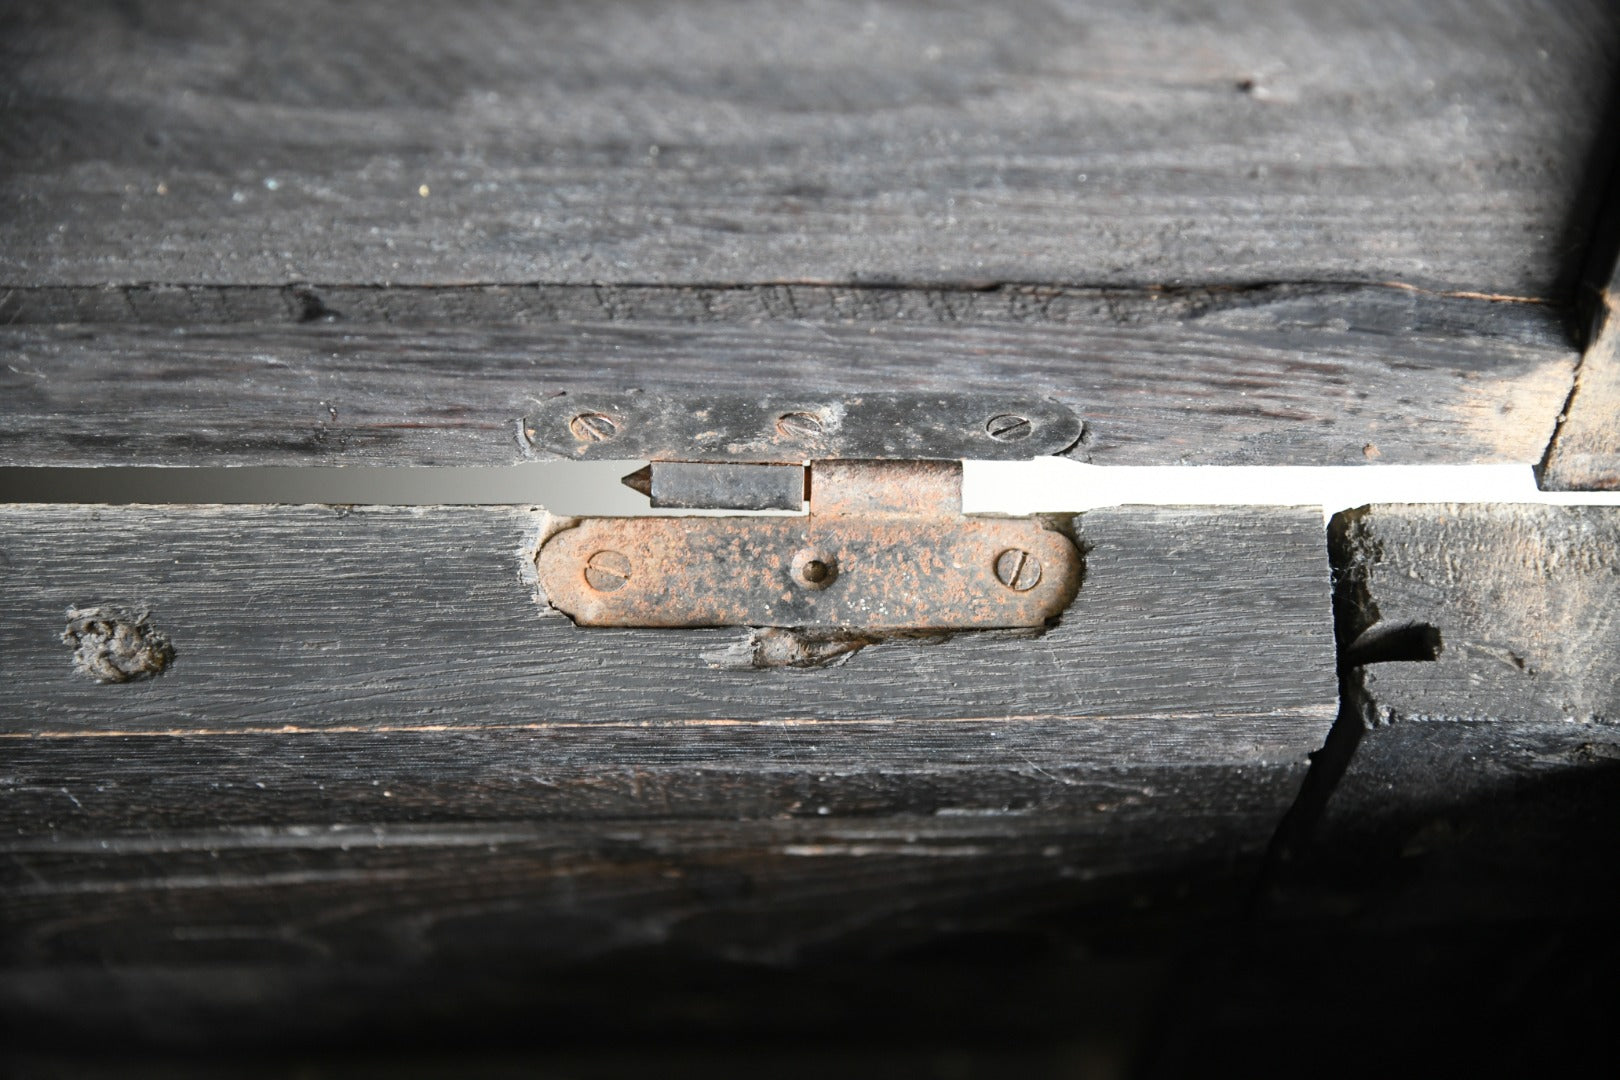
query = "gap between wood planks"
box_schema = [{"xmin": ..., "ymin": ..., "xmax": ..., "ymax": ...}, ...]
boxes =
[{"xmin": 0, "ymin": 461, "xmax": 1617, "ymax": 520}]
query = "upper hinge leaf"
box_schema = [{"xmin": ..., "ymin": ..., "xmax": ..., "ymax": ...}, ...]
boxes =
[{"xmin": 520, "ymin": 393, "xmax": 1083, "ymax": 463}]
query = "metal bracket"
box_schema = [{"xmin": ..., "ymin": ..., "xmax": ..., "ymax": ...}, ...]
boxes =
[
  {"xmin": 521, "ymin": 393, "xmax": 1084, "ymax": 463},
  {"xmin": 537, "ymin": 460, "xmax": 1081, "ymax": 630}
]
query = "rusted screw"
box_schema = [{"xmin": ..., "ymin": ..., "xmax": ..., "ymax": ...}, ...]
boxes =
[
  {"xmin": 994, "ymin": 548, "xmax": 1042, "ymax": 592},
  {"xmin": 791, "ymin": 548, "xmax": 837, "ymax": 589},
  {"xmin": 584, "ymin": 549, "xmax": 632, "ymax": 592},
  {"xmin": 776, "ymin": 411, "xmax": 824, "ymax": 439},
  {"xmin": 986, "ymin": 414, "xmax": 1033, "ymax": 442},
  {"xmin": 569, "ymin": 412, "xmax": 619, "ymax": 443}
]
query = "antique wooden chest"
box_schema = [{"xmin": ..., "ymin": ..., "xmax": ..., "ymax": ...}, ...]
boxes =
[{"xmin": 3, "ymin": 1, "xmax": 1617, "ymax": 1072}]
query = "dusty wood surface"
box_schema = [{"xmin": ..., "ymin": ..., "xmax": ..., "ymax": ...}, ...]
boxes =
[
  {"xmin": 2, "ymin": 0, "xmax": 1615, "ymax": 296},
  {"xmin": 0, "ymin": 288, "xmax": 1573, "ymax": 468},
  {"xmin": 1544, "ymin": 319, "xmax": 1620, "ymax": 489},
  {"xmin": 0, "ymin": 504, "xmax": 1333, "ymax": 1044}
]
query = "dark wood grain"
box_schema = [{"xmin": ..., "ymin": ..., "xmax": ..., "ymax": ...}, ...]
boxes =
[
  {"xmin": 0, "ymin": 504, "xmax": 1333, "ymax": 737},
  {"xmin": 0, "ymin": 503, "xmax": 1333, "ymax": 1027},
  {"xmin": 3, "ymin": 0, "xmax": 1615, "ymax": 295},
  {"xmin": 0, "ymin": 287, "xmax": 1575, "ymax": 468}
]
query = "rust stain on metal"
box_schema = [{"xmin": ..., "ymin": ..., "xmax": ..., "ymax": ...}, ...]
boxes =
[{"xmin": 536, "ymin": 460, "xmax": 1081, "ymax": 630}]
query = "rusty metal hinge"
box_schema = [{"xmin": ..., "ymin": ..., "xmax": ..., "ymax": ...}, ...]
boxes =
[
  {"xmin": 530, "ymin": 395, "xmax": 1084, "ymax": 632},
  {"xmin": 519, "ymin": 393, "xmax": 1085, "ymax": 463}
]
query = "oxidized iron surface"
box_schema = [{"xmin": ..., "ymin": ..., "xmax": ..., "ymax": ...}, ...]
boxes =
[
  {"xmin": 521, "ymin": 393, "xmax": 1084, "ymax": 463},
  {"xmin": 537, "ymin": 461, "xmax": 1081, "ymax": 630},
  {"xmin": 623, "ymin": 461, "xmax": 807, "ymax": 510}
]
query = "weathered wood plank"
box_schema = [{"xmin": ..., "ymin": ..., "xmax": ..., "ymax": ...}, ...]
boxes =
[
  {"xmin": 0, "ymin": 812, "xmax": 1289, "ymax": 970},
  {"xmin": 2, "ymin": 0, "xmax": 1615, "ymax": 295},
  {"xmin": 0, "ymin": 504, "xmax": 1333, "ymax": 1009},
  {"xmin": 1333, "ymin": 504, "xmax": 1619, "ymax": 725},
  {"xmin": 0, "ymin": 504, "xmax": 1333, "ymax": 736},
  {"xmin": 0, "ymin": 291, "xmax": 1574, "ymax": 467}
]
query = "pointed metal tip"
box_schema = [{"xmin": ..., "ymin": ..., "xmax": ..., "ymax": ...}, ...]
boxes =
[{"xmin": 620, "ymin": 464, "xmax": 653, "ymax": 499}]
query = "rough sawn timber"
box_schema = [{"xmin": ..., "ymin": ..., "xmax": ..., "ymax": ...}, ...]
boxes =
[
  {"xmin": 0, "ymin": 285, "xmax": 1575, "ymax": 468},
  {"xmin": 2, "ymin": 0, "xmax": 1616, "ymax": 296},
  {"xmin": 0, "ymin": 503, "xmax": 1335, "ymax": 1044}
]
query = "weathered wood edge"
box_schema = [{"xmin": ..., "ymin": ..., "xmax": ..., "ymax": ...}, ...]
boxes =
[
  {"xmin": 1330, "ymin": 503, "xmax": 1619, "ymax": 725},
  {"xmin": 1269, "ymin": 503, "xmax": 1620, "ymax": 923},
  {"xmin": 0, "ymin": 281, "xmax": 1567, "ymax": 334},
  {"xmin": 0, "ymin": 289, "xmax": 1574, "ymax": 469},
  {"xmin": 1540, "ymin": 167, "xmax": 1620, "ymax": 489}
]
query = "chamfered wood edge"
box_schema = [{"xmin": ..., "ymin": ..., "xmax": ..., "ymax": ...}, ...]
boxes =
[
  {"xmin": 1538, "ymin": 227, "xmax": 1620, "ymax": 488},
  {"xmin": 1539, "ymin": 105, "xmax": 1620, "ymax": 491}
]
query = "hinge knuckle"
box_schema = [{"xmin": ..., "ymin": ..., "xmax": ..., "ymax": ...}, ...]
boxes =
[{"xmin": 533, "ymin": 396, "xmax": 1085, "ymax": 631}]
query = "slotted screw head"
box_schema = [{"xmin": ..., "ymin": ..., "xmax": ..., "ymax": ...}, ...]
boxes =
[
  {"xmin": 569, "ymin": 412, "xmax": 619, "ymax": 443},
  {"xmin": 986, "ymin": 414, "xmax": 1033, "ymax": 442},
  {"xmin": 994, "ymin": 548, "xmax": 1042, "ymax": 592},
  {"xmin": 776, "ymin": 411, "xmax": 824, "ymax": 439},
  {"xmin": 584, "ymin": 549, "xmax": 632, "ymax": 592}
]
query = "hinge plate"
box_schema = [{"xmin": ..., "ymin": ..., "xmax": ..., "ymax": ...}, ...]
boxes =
[
  {"xmin": 521, "ymin": 393, "xmax": 1084, "ymax": 462},
  {"xmin": 537, "ymin": 461, "xmax": 1081, "ymax": 630}
]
